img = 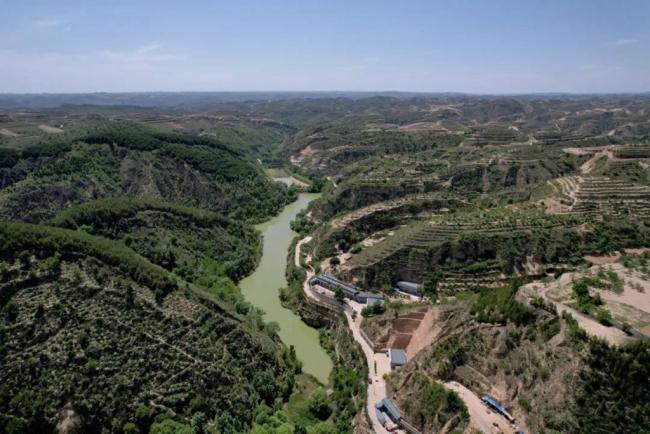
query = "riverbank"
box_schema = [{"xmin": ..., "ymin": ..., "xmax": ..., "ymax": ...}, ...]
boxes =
[{"xmin": 239, "ymin": 193, "xmax": 332, "ymax": 384}]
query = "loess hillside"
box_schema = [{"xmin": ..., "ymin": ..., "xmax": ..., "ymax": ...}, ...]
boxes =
[
  {"xmin": 371, "ymin": 284, "xmax": 650, "ymax": 434},
  {"xmin": 3, "ymin": 94, "xmax": 650, "ymax": 434}
]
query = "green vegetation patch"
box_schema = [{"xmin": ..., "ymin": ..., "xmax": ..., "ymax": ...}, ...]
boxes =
[
  {"xmin": 47, "ymin": 198, "xmax": 262, "ymax": 283},
  {"xmin": 0, "ymin": 222, "xmax": 176, "ymax": 298}
]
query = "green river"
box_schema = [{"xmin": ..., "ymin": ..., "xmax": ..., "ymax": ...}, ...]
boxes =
[{"xmin": 239, "ymin": 193, "xmax": 333, "ymax": 383}]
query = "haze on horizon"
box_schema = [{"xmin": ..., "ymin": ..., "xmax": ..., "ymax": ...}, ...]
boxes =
[{"xmin": 1, "ymin": 0, "xmax": 649, "ymax": 94}]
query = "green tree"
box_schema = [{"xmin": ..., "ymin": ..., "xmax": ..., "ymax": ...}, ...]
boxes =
[
  {"xmin": 123, "ymin": 422, "xmax": 139, "ymax": 434},
  {"xmin": 149, "ymin": 419, "xmax": 194, "ymax": 434},
  {"xmin": 308, "ymin": 422, "xmax": 338, "ymax": 434},
  {"xmin": 3, "ymin": 300, "xmax": 19, "ymax": 322},
  {"xmin": 622, "ymin": 322, "xmax": 633, "ymax": 334},
  {"xmin": 308, "ymin": 388, "xmax": 332, "ymax": 420},
  {"xmin": 18, "ymin": 250, "xmax": 31, "ymax": 268},
  {"xmin": 330, "ymin": 257, "xmax": 340, "ymax": 266},
  {"xmin": 5, "ymin": 418, "xmax": 25, "ymax": 434},
  {"xmin": 424, "ymin": 269, "xmax": 442, "ymax": 297},
  {"xmin": 334, "ymin": 285, "xmax": 345, "ymax": 302},
  {"xmin": 596, "ymin": 308, "xmax": 612, "ymax": 325},
  {"xmin": 573, "ymin": 281, "xmax": 589, "ymax": 300},
  {"xmin": 135, "ymin": 405, "xmax": 151, "ymax": 430},
  {"xmin": 264, "ymin": 321, "xmax": 281, "ymax": 339}
]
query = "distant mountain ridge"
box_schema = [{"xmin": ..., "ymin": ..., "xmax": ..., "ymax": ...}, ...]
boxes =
[{"xmin": 1, "ymin": 91, "xmax": 649, "ymax": 109}]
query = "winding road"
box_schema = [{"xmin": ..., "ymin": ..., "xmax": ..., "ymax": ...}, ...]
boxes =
[{"xmin": 295, "ymin": 236, "xmax": 391, "ymax": 434}]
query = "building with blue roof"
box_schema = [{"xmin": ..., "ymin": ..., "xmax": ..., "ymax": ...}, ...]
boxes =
[
  {"xmin": 313, "ymin": 274, "xmax": 359, "ymax": 299},
  {"xmin": 390, "ymin": 348, "xmax": 407, "ymax": 370},
  {"xmin": 396, "ymin": 281, "xmax": 420, "ymax": 295},
  {"xmin": 380, "ymin": 398, "xmax": 402, "ymax": 422},
  {"xmin": 375, "ymin": 408, "xmax": 386, "ymax": 425},
  {"xmin": 482, "ymin": 396, "xmax": 514, "ymax": 422}
]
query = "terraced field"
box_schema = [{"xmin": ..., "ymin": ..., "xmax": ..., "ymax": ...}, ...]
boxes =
[
  {"xmin": 340, "ymin": 210, "xmax": 581, "ymax": 289},
  {"xmin": 549, "ymin": 175, "xmax": 650, "ymax": 219},
  {"xmin": 329, "ymin": 193, "xmax": 470, "ymax": 228}
]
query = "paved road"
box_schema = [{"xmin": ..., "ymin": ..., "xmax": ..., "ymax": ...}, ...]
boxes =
[
  {"xmin": 295, "ymin": 236, "xmax": 319, "ymax": 301},
  {"xmin": 344, "ymin": 308, "xmax": 391, "ymax": 434},
  {"xmin": 295, "ymin": 237, "xmax": 410, "ymax": 433},
  {"xmin": 295, "ymin": 236, "xmax": 391, "ymax": 433}
]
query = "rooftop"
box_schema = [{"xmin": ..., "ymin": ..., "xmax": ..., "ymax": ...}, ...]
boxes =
[
  {"xmin": 380, "ymin": 398, "xmax": 402, "ymax": 421},
  {"xmin": 397, "ymin": 281, "xmax": 420, "ymax": 290},
  {"xmin": 357, "ymin": 292, "xmax": 384, "ymax": 299},
  {"xmin": 315, "ymin": 274, "xmax": 359, "ymax": 295},
  {"xmin": 390, "ymin": 348, "xmax": 407, "ymax": 365},
  {"xmin": 483, "ymin": 396, "xmax": 514, "ymax": 421}
]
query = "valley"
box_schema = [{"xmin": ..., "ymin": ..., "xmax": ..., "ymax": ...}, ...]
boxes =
[{"xmin": 2, "ymin": 92, "xmax": 650, "ymax": 434}]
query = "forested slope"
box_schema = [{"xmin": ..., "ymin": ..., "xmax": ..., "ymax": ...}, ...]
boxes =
[
  {"xmin": 46, "ymin": 198, "xmax": 262, "ymax": 283},
  {"xmin": 0, "ymin": 122, "xmax": 296, "ymax": 223},
  {"xmin": 0, "ymin": 223, "xmax": 300, "ymax": 434}
]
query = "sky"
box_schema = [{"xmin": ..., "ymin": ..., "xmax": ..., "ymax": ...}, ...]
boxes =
[{"xmin": 0, "ymin": 0, "xmax": 648, "ymax": 94}]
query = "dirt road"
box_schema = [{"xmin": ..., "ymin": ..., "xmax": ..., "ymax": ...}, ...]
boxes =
[
  {"xmin": 522, "ymin": 279, "xmax": 630, "ymax": 345},
  {"xmin": 444, "ymin": 382, "xmax": 512, "ymax": 434},
  {"xmin": 295, "ymin": 236, "xmax": 318, "ymax": 301}
]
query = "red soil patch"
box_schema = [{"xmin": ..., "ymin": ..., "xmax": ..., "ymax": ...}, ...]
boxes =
[
  {"xmin": 392, "ymin": 334, "xmax": 413, "ymax": 349},
  {"xmin": 401, "ymin": 311, "xmax": 426, "ymax": 320},
  {"xmin": 393, "ymin": 318, "xmax": 421, "ymax": 333}
]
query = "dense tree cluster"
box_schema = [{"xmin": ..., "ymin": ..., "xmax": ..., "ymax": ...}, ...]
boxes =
[
  {"xmin": 471, "ymin": 282, "xmax": 533, "ymax": 325},
  {"xmin": 0, "ymin": 222, "xmax": 176, "ymax": 299},
  {"xmin": 2, "ymin": 121, "xmax": 298, "ymax": 223},
  {"xmin": 575, "ymin": 337, "xmax": 650, "ymax": 433},
  {"xmin": 47, "ymin": 198, "xmax": 262, "ymax": 282},
  {"xmin": 0, "ymin": 253, "xmax": 302, "ymax": 434}
]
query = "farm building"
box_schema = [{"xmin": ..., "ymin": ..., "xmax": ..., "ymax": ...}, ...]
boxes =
[
  {"xmin": 377, "ymin": 398, "xmax": 402, "ymax": 423},
  {"xmin": 312, "ymin": 274, "xmax": 359, "ymax": 299},
  {"xmin": 357, "ymin": 292, "xmax": 385, "ymax": 305},
  {"xmin": 482, "ymin": 396, "xmax": 515, "ymax": 422},
  {"xmin": 389, "ymin": 348, "xmax": 407, "ymax": 370},
  {"xmin": 396, "ymin": 281, "xmax": 420, "ymax": 295},
  {"xmin": 375, "ymin": 409, "xmax": 386, "ymax": 425}
]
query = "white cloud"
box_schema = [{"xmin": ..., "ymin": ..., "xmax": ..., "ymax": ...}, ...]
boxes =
[
  {"xmin": 581, "ymin": 64, "xmax": 622, "ymax": 74},
  {"xmin": 605, "ymin": 39, "xmax": 639, "ymax": 47},
  {"xmin": 337, "ymin": 57, "xmax": 380, "ymax": 72},
  {"xmin": 34, "ymin": 17, "xmax": 71, "ymax": 28},
  {"xmin": 99, "ymin": 44, "xmax": 183, "ymax": 63}
]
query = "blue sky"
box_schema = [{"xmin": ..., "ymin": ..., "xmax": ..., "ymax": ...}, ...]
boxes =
[{"xmin": 0, "ymin": 0, "xmax": 648, "ymax": 93}]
